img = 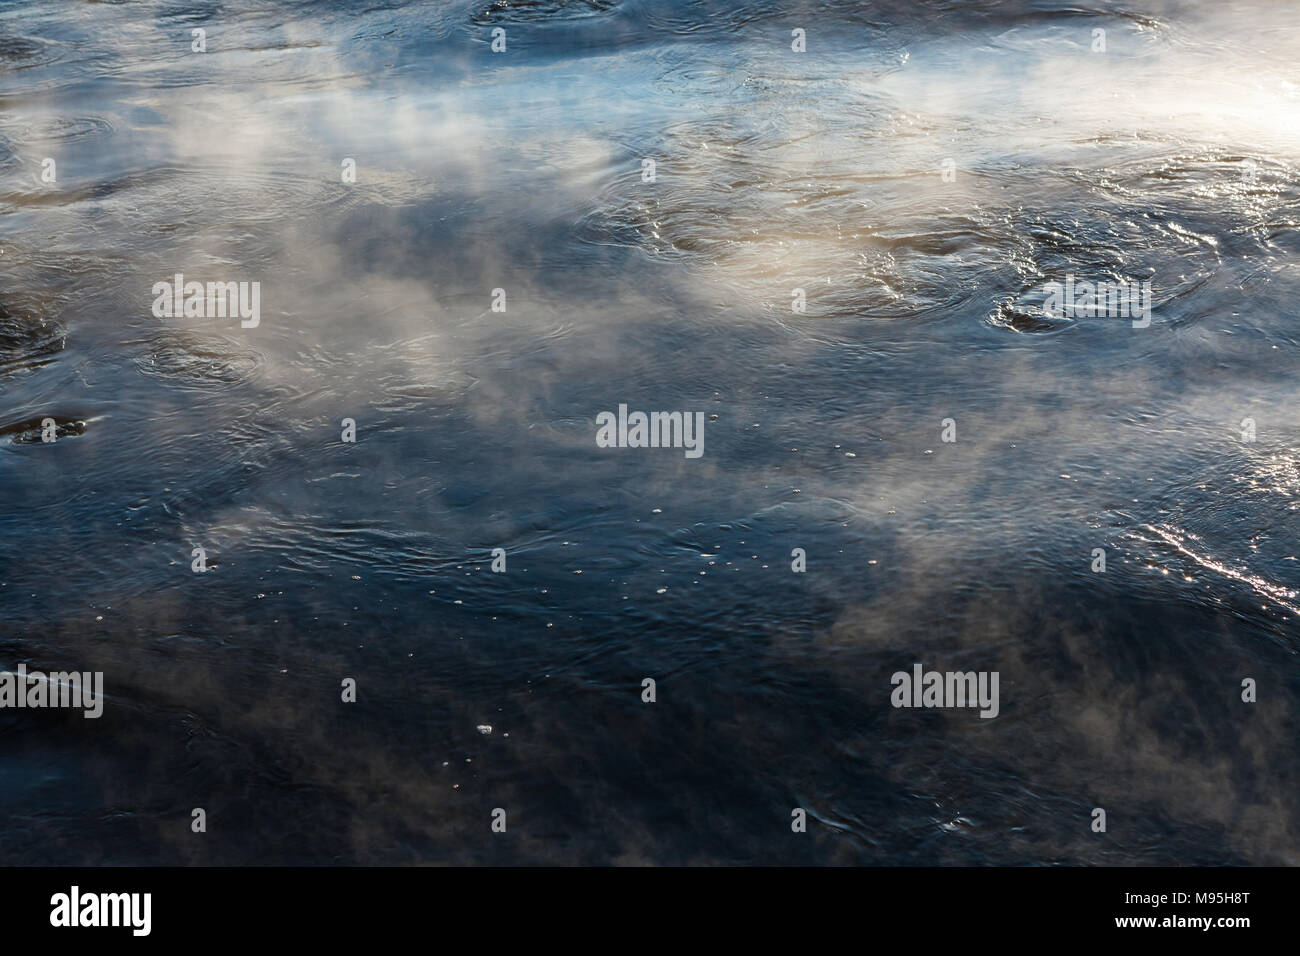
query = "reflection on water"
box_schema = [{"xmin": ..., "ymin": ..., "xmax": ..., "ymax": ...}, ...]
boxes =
[{"xmin": 0, "ymin": 0, "xmax": 1297, "ymax": 864}]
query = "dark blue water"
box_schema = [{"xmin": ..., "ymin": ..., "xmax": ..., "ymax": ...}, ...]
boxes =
[{"xmin": 1, "ymin": 0, "xmax": 1297, "ymax": 864}]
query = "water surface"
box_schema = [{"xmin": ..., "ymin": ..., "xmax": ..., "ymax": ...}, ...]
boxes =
[{"xmin": 1, "ymin": 0, "xmax": 1297, "ymax": 864}]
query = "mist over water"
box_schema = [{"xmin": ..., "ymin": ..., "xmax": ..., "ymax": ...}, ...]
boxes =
[{"xmin": 1, "ymin": 0, "xmax": 1297, "ymax": 864}]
